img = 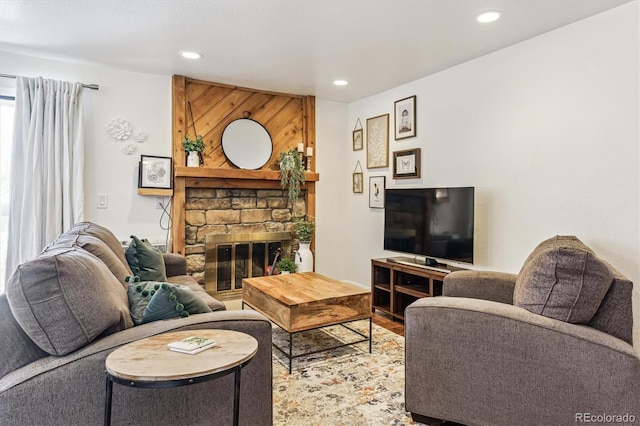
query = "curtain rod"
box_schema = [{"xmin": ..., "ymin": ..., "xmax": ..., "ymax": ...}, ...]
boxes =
[{"xmin": 0, "ymin": 73, "xmax": 99, "ymax": 91}]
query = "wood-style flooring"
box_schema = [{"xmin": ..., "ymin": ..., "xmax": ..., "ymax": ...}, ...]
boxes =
[{"xmin": 373, "ymin": 312, "xmax": 404, "ymax": 336}]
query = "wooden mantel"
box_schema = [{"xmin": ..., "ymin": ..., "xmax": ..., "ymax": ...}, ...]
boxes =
[{"xmin": 175, "ymin": 166, "xmax": 319, "ymax": 182}]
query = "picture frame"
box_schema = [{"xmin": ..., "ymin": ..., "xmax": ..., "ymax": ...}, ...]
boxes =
[
  {"xmin": 394, "ymin": 95, "xmax": 416, "ymax": 140},
  {"xmin": 138, "ymin": 155, "xmax": 172, "ymax": 189},
  {"xmin": 393, "ymin": 148, "xmax": 421, "ymax": 179},
  {"xmin": 352, "ymin": 128, "xmax": 363, "ymax": 151},
  {"xmin": 369, "ymin": 176, "xmax": 385, "ymax": 208},
  {"xmin": 353, "ymin": 171, "xmax": 363, "ymax": 193},
  {"xmin": 366, "ymin": 114, "xmax": 389, "ymax": 169}
]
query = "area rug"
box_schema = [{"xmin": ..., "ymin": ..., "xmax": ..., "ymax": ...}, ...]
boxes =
[{"xmin": 271, "ymin": 320, "xmax": 420, "ymax": 425}]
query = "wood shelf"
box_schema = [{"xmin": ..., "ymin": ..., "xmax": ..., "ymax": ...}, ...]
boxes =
[
  {"xmin": 371, "ymin": 258, "xmax": 458, "ymax": 321},
  {"xmin": 137, "ymin": 188, "xmax": 174, "ymax": 196}
]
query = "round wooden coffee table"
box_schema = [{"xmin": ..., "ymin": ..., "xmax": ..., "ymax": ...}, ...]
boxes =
[{"xmin": 104, "ymin": 329, "xmax": 258, "ymax": 426}]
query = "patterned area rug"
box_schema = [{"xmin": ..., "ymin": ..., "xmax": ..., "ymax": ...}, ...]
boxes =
[{"xmin": 271, "ymin": 320, "xmax": 420, "ymax": 425}]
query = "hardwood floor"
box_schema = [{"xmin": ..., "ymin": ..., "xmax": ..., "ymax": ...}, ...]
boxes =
[{"xmin": 373, "ymin": 311, "xmax": 405, "ymax": 336}]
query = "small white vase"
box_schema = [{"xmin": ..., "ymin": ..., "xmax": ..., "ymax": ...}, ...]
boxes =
[
  {"xmin": 294, "ymin": 242, "xmax": 314, "ymax": 273},
  {"xmin": 187, "ymin": 151, "xmax": 200, "ymax": 167}
]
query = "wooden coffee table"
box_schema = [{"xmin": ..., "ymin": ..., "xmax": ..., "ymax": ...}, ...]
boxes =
[
  {"xmin": 104, "ymin": 329, "xmax": 257, "ymax": 426},
  {"xmin": 242, "ymin": 272, "xmax": 372, "ymax": 372}
]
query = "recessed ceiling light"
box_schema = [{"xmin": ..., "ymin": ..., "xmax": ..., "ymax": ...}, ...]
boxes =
[
  {"xmin": 333, "ymin": 80, "xmax": 349, "ymax": 86},
  {"xmin": 179, "ymin": 51, "xmax": 203, "ymax": 60},
  {"xmin": 476, "ymin": 11, "xmax": 501, "ymax": 23}
]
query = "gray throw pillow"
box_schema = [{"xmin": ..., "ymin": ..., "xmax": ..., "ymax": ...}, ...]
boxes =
[
  {"xmin": 6, "ymin": 247, "xmax": 133, "ymax": 355},
  {"xmin": 513, "ymin": 236, "xmax": 613, "ymax": 323},
  {"xmin": 125, "ymin": 235, "xmax": 168, "ymax": 282}
]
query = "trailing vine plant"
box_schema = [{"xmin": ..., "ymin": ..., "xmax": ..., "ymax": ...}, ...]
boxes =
[{"xmin": 279, "ymin": 148, "xmax": 305, "ymax": 206}]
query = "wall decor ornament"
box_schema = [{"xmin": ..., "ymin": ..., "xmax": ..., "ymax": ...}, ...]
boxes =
[
  {"xmin": 135, "ymin": 132, "xmax": 148, "ymax": 144},
  {"xmin": 394, "ymin": 95, "xmax": 416, "ymax": 140},
  {"xmin": 121, "ymin": 144, "xmax": 136, "ymax": 155},
  {"xmin": 393, "ymin": 148, "xmax": 421, "ymax": 179},
  {"xmin": 353, "ymin": 161, "xmax": 364, "ymax": 193},
  {"xmin": 352, "ymin": 118, "xmax": 363, "ymax": 151},
  {"xmin": 107, "ymin": 119, "xmax": 132, "ymax": 141},
  {"xmin": 369, "ymin": 176, "xmax": 386, "ymax": 208},
  {"xmin": 366, "ymin": 114, "xmax": 389, "ymax": 169},
  {"xmin": 138, "ymin": 155, "xmax": 172, "ymax": 189}
]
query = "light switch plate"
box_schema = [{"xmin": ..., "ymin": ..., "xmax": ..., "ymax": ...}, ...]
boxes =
[{"xmin": 97, "ymin": 194, "xmax": 108, "ymax": 209}]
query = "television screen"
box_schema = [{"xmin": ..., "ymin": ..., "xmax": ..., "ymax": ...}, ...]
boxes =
[{"xmin": 384, "ymin": 187, "xmax": 474, "ymax": 264}]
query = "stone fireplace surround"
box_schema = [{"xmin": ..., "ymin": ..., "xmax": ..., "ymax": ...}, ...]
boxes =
[{"xmin": 184, "ymin": 187, "xmax": 307, "ymax": 286}]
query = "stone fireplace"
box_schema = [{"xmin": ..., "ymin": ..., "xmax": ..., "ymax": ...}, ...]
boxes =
[{"xmin": 183, "ymin": 187, "xmax": 306, "ymax": 298}]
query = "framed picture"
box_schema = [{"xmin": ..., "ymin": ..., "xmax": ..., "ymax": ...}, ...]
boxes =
[
  {"xmin": 352, "ymin": 129, "xmax": 363, "ymax": 151},
  {"xmin": 369, "ymin": 176, "xmax": 385, "ymax": 208},
  {"xmin": 353, "ymin": 171, "xmax": 363, "ymax": 193},
  {"xmin": 394, "ymin": 95, "xmax": 416, "ymax": 140},
  {"xmin": 366, "ymin": 114, "xmax": 389, "ymax": 169},
  {"xmin": 138, "ymin": 155, "xmax": 172, "ymax": 189},
  {"xmin": 393, "ymin": 148, "xmax": 421, "ymax": 179}
]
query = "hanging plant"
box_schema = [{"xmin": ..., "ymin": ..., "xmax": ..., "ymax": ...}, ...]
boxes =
[{"xmin": 279, "ymin": 149, "xmax": 305, "ymax": 205}]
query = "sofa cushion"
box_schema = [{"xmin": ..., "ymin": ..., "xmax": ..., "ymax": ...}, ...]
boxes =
[
  {"xmin": 44, "ymin": 233, "xmax": 129, "ymax": 287},
  {"xmin": 513, "ymin": 236, "xmax": 613, "ymax": 324},
  {"xmin": 0, "ymin": 294, "xmax": 48, "ymax": 379},
  {"xmin": 68, "ymin": 221, "xmax": 133, "ymax": 276},
  {"xmin": 127, "ymin": 281, "xmax": 212, "ymax": 325},
  {"xmin": 167, "ymin": 275, "xmax": 227, "ymax": 312},
  {"xmin": 6, "ymin": 247, "xmax": 134, "ymax": 355},
  {"xmin": 125, "ymin": 235, "xmax": 168, "ymax": 282}
]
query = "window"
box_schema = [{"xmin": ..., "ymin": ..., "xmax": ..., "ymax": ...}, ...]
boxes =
[{"xmin": 0, "ymin": 97, "xmax": 15, "ymax": 293}]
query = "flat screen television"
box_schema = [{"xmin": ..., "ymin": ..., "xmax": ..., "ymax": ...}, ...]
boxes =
[{"xmin": 384, "ymin": 187, "xmax": 475, "ymax": 266}]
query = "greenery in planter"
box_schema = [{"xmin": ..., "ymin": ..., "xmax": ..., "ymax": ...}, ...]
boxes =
[
  {"xmin": 279, "ymin": 148, "xmax": 305, "ymax": 206},
  {"xmin": 276, "ymin": 257, "xmax": 297, "ymax": 273},
  {"xmin": 182, "ymin": 134, "xmax": 205, "ymax": 152},
  {"xmin": 294, "ymin": 217, "xmax": 316, "ymax": 242}
]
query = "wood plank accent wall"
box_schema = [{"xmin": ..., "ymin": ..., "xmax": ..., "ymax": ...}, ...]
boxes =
[{"xmin": 170, "ymin": 75, "xmax": 318, "ymax": 256}]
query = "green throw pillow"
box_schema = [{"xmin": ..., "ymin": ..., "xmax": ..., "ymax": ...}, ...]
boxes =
[
  {"xmin": 127, "ymin": 280, "xmax": 212, "ymax": 325},
  {"xmin": 125, "ymin": 235, "xmax": 168, "ymax": 282}
]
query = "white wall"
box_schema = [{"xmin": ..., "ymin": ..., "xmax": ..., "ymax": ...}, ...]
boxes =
[
  {"xmin": 0, "ymin": 52, "xmax": 172, "ymax": 244},
  {"xmin": 338, "ymin": 2, "xmax": 639, "ymax": 346}
]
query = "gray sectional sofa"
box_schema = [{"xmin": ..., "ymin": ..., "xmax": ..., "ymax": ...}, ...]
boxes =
[
  {"xmin": 405, "ymin": 236, "xmax": 639, "ymax": 426},
  {"xmin": 0, "ymin": 222, "xmax": 273, "ymax": 426}
]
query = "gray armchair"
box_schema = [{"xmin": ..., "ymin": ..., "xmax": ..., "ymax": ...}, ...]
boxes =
[{"xmin": 405, "ymin": 238, "xmax": 639, "ymax": 426}]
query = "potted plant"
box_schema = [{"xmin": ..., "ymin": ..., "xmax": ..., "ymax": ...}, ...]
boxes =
[
  {"xmin": 293, "ymin": 217, "xmax": 315, "ymax": 243},
  {"xmin": 276, "ymin": 257, "xmax": 297, "ymax": 274},
  {"xmin": 279, "ymin": 148, "xmax": 305, "ymax": 205},
  {"xmin": 183, "ymin": 134, "xmax": 205, "ymax": 167}
]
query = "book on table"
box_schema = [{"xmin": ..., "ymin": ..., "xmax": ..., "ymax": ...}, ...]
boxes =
[{"xmin": 168, "ymin": 336, "xmax": 216, "ymax": 354}]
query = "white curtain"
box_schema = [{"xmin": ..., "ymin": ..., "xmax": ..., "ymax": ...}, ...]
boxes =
[{"xmin": 5, "ymin": 77, "xmax": 84, "ymax": 281}]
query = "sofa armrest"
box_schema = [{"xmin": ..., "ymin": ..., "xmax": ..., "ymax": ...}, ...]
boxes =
[
  {"xmin": 1, "ymin": 310, "xmax": 273, "ymax": 426},
  {"xmin": 163, "ymin": 252, "xmax": 187, "ymax": 277},
  {"xmin": 442, "ymin": 270, "xmax": 517, "ymax": 304},
  {"xmin": 404, "ymin": 297, "xmax": 640, "ymax": 426}
]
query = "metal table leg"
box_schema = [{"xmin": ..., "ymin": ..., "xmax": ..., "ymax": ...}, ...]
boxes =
[{"xmin": 104, "ymin": 374, "xmax": 113, "ymax": 426}]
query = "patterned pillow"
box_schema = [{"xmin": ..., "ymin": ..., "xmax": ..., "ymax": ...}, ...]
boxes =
[
  {"xmin": 125, "ymin": 235, "xmax": 167, "ymax": 282},
  {"xmin": 127, "ymin": 281, "xmax": 212, "ymax": 325}
]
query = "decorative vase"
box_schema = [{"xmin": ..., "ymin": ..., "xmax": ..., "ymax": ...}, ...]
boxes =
[
  {"xmin": 294, "ymin": 242, "xmax": 314, "ymax": 273},
  {"xmin": 187, "ymin": 151, "xmax": 200, "ymax": 167}
]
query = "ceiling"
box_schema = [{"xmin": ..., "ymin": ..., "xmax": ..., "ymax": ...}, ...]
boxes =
[{"xmin": 0, "ymin": 0, "xmax": 633, "ymax": 103}]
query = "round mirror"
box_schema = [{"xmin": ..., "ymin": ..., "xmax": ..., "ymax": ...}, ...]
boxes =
[{"xmin": 221, "ymin": 118, "xmax": 273, "ymax": 170}]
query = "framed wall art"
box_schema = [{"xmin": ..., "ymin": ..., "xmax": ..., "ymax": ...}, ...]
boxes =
[
  {"xmin": 352, "ymin": 128, "xmax": 363, "ymax": 151},
  {"xmin": 393, "ymin": 148, "xmax": 421, "ymax": 179},
  {"xmin": 366, "ymin": 113, "xmax": 389, "ymax": 169},
  {"xmin": 353, "ymin": 161, "xmax": 364, "ymax": 193},
  {"xmin": 138, "ymin": 155, "xmax": 172, "ymax": 189},
  {"xmin": 369, "ymin": 176, "xmax": 385, "ymax": 208},
  {"xmin": 394, "ymin": 95, "xmax": 416, "ymax": 140}
]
